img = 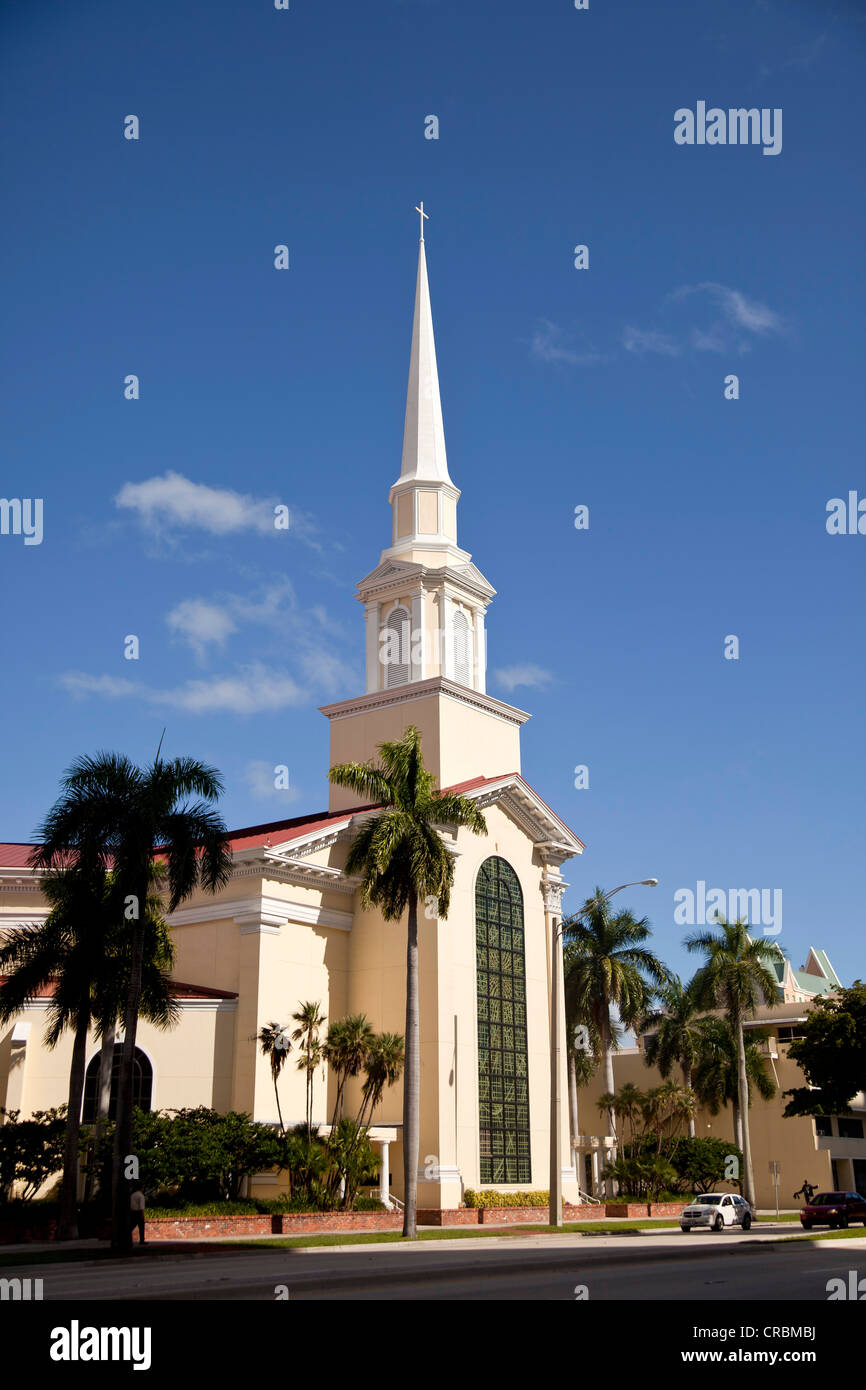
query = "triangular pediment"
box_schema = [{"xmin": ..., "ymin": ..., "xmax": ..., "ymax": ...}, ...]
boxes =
[{"xmin": 357, "ymin": 558, "xmax": 423, "ymax": 593}]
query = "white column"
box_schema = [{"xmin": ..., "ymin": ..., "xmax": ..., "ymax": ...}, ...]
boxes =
[
  {"xmin": 441, "ymin": 594, "xmax": 454, "ymax": 679},
  {"xmin": 365, "ymin": 600, "xmax": 380, "ymax": 694},
  {"xmin": 379, "ymin": 1140, "xmax": 390, "ymax": 1209},
  {"xmin": 411, "ymin": 591, "xmax": 424, "ymax": 681},
  {"xmin": 474, "ymin": 609, "xmax": 486, "ymax": 693}
]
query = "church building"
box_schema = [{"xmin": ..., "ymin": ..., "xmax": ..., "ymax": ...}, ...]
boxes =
[{"xmin": 0, "ymin": 223, "xmax": 585, "ymax": 1210}]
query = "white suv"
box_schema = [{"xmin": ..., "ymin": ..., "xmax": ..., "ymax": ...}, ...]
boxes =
[{"xmin": 680, "ymin": 1193, "xmax": 753, "ymax": 1232}]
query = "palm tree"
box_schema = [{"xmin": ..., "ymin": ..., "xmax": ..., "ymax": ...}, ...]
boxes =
[
  {"xmin": 31, "ymin": 745, "xmax": 232, "ymax": 1253},
  {"xmin": 641, "ymin": 976, "xmax": 709, "ymax": 1138},
  {"xmin": 563, "ymin": 946, "xmax": 602, "ymax": 1162},
  {"xmin": 86, "ymin": 872, "xmax": 179, "ymax": 1202},
  {"xmin": 0, "ymin": 869, "xmax": 178, "ymax": 1238},
  {"xmin": 325, "ymin": 1014, "xmax": 375, "ymax": 1128},
  {"xmin": 291, "ymin": 1001, "xmax": 326, "ymax": 1142},
  {"xmin": 358, "ymin": 1032, "xmax": 405, "ymax": 1129},
  {"xmin": 562, "ymin": 888, "xmax": 669, "ymax": 1160},
  {"xmin": 257, "ymin": 1023, "xmax": 292, "ymax": 1133},
  {"xmin": 692, "ymin": 1015, "xmax": 776, "ymax": 1153},
  {"xmin": 329, "ymin": 724, "xmax": 487, "ymax": 1238},
  {"xmin": 685, "ymin": 918, "xmax": 779, "ymax": 1206}
]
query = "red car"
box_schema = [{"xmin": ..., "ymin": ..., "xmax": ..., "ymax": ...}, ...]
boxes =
[{"xmin": 800, "ymin": 1191, "xmax": 866, "ymax": 1230}]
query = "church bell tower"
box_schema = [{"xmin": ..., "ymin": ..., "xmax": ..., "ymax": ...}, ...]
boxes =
[{"xmin": 321, "ymin": 209, "xmax": 530, "ymax": 809}]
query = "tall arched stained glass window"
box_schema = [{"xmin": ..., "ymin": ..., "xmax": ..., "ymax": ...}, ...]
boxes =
[{"xmin": 475, "ymin": 856, "xmax": 531, "ymax": 1184}]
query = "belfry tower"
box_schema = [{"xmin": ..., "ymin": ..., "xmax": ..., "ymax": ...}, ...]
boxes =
[{"xmin": 321, "ymin": 211, "xmax": 530, "ymax": 809}]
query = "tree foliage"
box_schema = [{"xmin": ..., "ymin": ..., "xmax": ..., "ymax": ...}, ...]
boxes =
[{"xmin": 784, "ymin": 982, "xmax": 866, "ymax": 1116}]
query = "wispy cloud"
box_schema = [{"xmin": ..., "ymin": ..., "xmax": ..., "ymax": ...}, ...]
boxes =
[
  {"xmin": 163, "ymin": 581, "xmax": 359, "ymax": 692},
  {"xmin": 672, "ymin": 283, "xmax": 784, "ymax": 336},
  {"xmin": 243, "ymin": 759, "xmax": 303, "ymax": 803},
  {"xmin": 166, "ymin": 598, "xmax": 238, "ymax": 661},
  {"xmin": 60, "ymin": 662, "xmax": 308, "ymax": 715},
  {"xmin": 622, "ymin": 325, "xmax": 680, "ymax": 357},
  {"xmin": 530, "ymin": 320, "xmax": 604, "ymax": 366},
  {"xmin": 493, "ymin": 663, "xmax": 555, "ymax": 693}
]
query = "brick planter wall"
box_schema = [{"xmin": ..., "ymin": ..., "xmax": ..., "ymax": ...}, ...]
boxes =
[
  {"xmin": 146, "ymin": 1215, "xmax": 279, "ymax": 1239},
  {"xmin": 144, "ymin": 1211, "xmax": 404, "ymax": 1239},
  {"xmin": 418, "ymin": 1208, "xmax": 480, "ymax": 1226},
  {"xmin": 563, "ymin": 1204, "xmax": 605, "ymax": 1221},
  {"xmin": 604, "ymin": 1202, "xmax": 687, "ymax": 1218},
  {"xmin": 478, "ymin": 1206, "xmax": 550, "ymax": 1224},
  {"xmin": 0, "ymin": 1220, "xmax": 58, "ymax": 1244},
  {"xmin": 275, "ymin": 1211, "xmax": 402, "ymax": 1234}
]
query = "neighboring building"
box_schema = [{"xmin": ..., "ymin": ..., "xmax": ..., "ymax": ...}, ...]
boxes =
[
  {"xmin": 578, "ymin": 956, "xmax": 865, "ymax": 1209},
  {"xmin": 0, "ymin": 227, "xmax": 585, "ymax": 1210}
]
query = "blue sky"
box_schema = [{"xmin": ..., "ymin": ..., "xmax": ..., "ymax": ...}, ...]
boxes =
[{"xmin": 1, "ymin": 0, "xmax": 864, "ymax": 987}]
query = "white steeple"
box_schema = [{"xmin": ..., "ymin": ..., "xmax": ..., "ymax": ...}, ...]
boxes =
[
  {"xmin": 384, "ymin": 209, "xmax": 462, "ymax": 563},
  {"xmin": 398, "ymin": 228, "xmax": 453, "ymax": 487}
]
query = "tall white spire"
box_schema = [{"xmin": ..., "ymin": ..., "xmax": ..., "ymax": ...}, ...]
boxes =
[{"xmin": 398, "ymin": 229, "xmax": 453, "ymax": 486}]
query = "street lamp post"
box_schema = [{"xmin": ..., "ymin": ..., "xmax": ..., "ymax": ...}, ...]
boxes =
[{"xmin": 548, "ymin": 878, "xmax": 658, "ymax": 1228}]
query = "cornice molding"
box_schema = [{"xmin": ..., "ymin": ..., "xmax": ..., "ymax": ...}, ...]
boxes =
[{"xmin": 319, "ymin": 677, "xmax": 530, "ymax": 728}]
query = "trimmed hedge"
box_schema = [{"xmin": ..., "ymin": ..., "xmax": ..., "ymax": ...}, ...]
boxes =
[{"xmin": 464, "ymin": 1190, "xmax": 550, "ymax": 1208}]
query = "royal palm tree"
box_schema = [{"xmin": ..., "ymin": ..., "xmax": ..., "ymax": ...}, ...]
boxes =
[
  {"xmin": 329, "ymin": 725, "xmax": 487, "ymax": 1238},
  {"xmin": 31, "ymin": 745, "xmax": 232, "ymax": 1253},
  {"xmin": 257, "ymin": 1023, "xmax": 292, "ymax": 1133},
  {"xmin": 692, "ymin": 1015, "xmax": 776, "ymax": 1154},
  {"xmin": 291, "ymin": 1001, "xmax": 326, "ymax": 1142},
  {"xmin": 641, "ymin": 976, "xmax": 709, "ymax": 1138},
  {"xmin": 685, "ymin": 918, "xmax": 779, "ymax": 1206},
  {"xmin": 562, "ymin": 888, "xmax": 669, "ymax": 1159}
]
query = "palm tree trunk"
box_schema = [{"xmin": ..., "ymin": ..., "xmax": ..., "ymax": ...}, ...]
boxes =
[
  {"xmin": 602, "ymin": 1008, "xmax": 617, "ymax": 1199},
  {"xmin": 402, "ymin": 894, "xmax": 419, "ymax": 1238},
  {"xmin": 273, "ymin": 1065, "xmax": 285, "ymax": 1134},
  {"xmin": 59, "ymin": 1007, "xmax": 91, "ymax": 1240},
  {"xmin": 732, "ymin": 1097, "xmax": 743, "ymax": 1154},
  {"xmin": 111, "ymin": 880, "xmax": 147, "ymax": 1254},
  {"xmin": 306, "ymin": 1041, "xmax": 312, "ymax": 1142},
  {"xmin": 735, "ymin": 1016, "xmax": 756, "ymax": 1206},
  {"xmin": 682, "ymin": 1061, "xmax": 696, "ymax": 1139},
  {"xmin": 87, "ymin": 1022, "xmax": 115, "ymax": 1201},
  {"xmin": 568, "ymin": 1050, "xmax": 579, "ymax": 1153}
]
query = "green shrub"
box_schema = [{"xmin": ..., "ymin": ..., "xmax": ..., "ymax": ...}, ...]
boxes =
[
  {"xmin": 353, "ymin": 1194, "xmax": 386, "ymax": 1212},
  {"xmin": 464, "ymin": 1190, "xmax": 550, "ymax": 1208},
  {"xmin": 0, "ymin": 1107, "xmax": 67, "ymax": 1202}
]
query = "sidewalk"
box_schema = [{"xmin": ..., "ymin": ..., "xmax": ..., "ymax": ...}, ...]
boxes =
[{"xmin": 0, "ymin": 1215, "xmax": 806, "ymax": 1260}]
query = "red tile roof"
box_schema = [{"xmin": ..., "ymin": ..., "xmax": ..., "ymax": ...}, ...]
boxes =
[
  {"xmin": 0, "ymin": 770, "xmax": 583, "ymax": 864},
  {"xmin": 0, "ymin": 974, "xmax": 237, "ymax": 1001}
]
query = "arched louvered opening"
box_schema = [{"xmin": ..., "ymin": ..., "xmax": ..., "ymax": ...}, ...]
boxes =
[
  {"xmin": 453, "ymin": 609, "xmax": 472, "ymax": 687},
  {"xmin": 383, "ymin": 606, "xmax": 410, "ymax": 687},
  {"xmin": 82, "ymin": 1045, "xmax": 153, "ymax": 1124}
]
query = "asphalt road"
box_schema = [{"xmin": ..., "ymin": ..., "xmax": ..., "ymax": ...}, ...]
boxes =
[{"xmin": 8, "ymin": 1232, "xmax": 866, "ymax": 1301}]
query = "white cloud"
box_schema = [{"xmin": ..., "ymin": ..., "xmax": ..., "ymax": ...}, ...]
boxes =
[
  {"xmin": 673, "ymin": 283, "xmax": 783, "ymax": 336},
  {"xmin": 690, "ymin": 325, "xmax": 727, "ymax": 353},
  {"xmin": 530, "ymin": 320, "xmax": 603, "ymax": 366},
  {"xmin": 622, "ymin": 325, "xmax": 680, "ymax": 357},
  {"xmin": 299, "ymin": 648, "xmax": 360, "ymax": 697},
  {"xmin": 492, "ymin": 664, "xmax": 555, "ymax": 693},
  {"xmin": 166, "ymin": 598, "xmax": 237, "ymax": 661},
  {"xmin": 115, "ymin": 471, "xmax": 284, "ymax": 537},
  {"xmin": 60, "ymin": 663, "xmax": 307, "ymax": 715}
]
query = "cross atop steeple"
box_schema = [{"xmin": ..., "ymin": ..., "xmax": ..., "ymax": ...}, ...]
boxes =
[{"xmin": 415, "ymin": 201, "xmax": 429, "ymax": 241}]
